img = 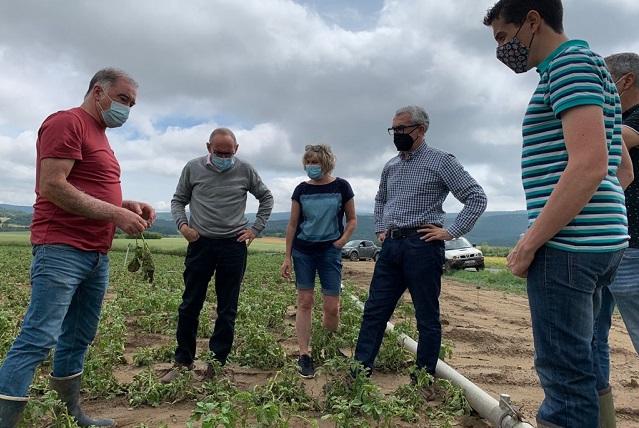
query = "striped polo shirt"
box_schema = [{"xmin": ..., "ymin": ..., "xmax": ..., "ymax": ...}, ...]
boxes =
[{"xmin": 522, "ymin": 40, "xmax": 628, "ymax": 252}]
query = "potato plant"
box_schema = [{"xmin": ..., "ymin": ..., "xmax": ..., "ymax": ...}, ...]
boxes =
[{"xmin": 0, "ymin": 244, "xmax": 473, "ymax": 427}]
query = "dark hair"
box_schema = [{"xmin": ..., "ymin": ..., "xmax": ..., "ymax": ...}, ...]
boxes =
[{"xmin": 483, "ymin": 0, "xmax": 564, "ymax": 33}]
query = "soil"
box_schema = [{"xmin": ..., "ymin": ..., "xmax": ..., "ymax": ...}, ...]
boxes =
[
  {"xmin": 343, "ymin": 262, "xmax": 639, "ymax": 428},
  {"xmin": 83, "ymin": 261, "xmax": 639, "ymax": 427}
]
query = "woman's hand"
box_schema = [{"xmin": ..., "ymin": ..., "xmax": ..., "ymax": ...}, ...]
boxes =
[{"xmin": 281, "ymin": 257, "xmax": 293, "ymax": 281}]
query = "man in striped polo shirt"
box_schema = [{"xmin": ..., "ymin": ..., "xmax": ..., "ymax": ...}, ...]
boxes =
[{"xmin": 484, "ymin": 1, "xmax": 633, "ymax": 427}]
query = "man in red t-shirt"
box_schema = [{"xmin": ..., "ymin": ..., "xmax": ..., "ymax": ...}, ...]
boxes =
[{"xmin": 0, "ymin": 68, "xmax": 154, "ymax": 428}]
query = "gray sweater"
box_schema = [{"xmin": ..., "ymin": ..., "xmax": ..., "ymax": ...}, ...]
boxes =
[{"xmin": 171, "ymin": 156, "xmax": 274, "ymax": 238}]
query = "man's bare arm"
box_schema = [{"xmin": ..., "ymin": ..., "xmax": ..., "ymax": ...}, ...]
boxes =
[
  {"xmin": 622, "ymin": 125, "xmax": 639, "ymax": 149},
  {"xmin": 39, "ymin": 158, "xmax": 148, "ymax": 235},
  {"xmin": 618, "ymin": 142, "xmax": 634, "ymax": 190}
]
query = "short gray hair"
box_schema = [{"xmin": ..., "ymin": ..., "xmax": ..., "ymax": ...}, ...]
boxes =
[
  {"xmin": 395, "ymin": 105, "xmax": 430, "ymax": 131},
  {"xmin": 84, "ymin": 68, "xmax": 138, "ymax": 97},
  {"xmin": 605, "ymin": 53, "xmax": 639, "ymax": 86},
  {"xmin": 209, "ymin": 127, "xmax": 237, "ymax": 144}
]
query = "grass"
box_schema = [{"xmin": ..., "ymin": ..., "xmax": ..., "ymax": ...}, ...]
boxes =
[
  {"xmin": 0, "ymin": 231, "xmax": 31, "ymax": 246},
  {"xmin": 0, "ymin": 244, "xmax": 471, "ymax": 427},
  {"xmin": 484, "ymin": 256, "xmax": 507, "ymax": 269},
  {"xmin": 0, "ymin": 232, "xmax": 285, "ymax": 254},
  {"xmin": 445, "ymin": 268, "xmax": 526, "ymax": 294},
  {"xmin": 1, "ymin": 231, "xmax": 528, "ymax": 295}
]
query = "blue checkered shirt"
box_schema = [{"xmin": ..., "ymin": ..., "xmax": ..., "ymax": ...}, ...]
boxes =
[{"xmin": 374, "ymin": 142, "xmax": 487, "ymax": 238}]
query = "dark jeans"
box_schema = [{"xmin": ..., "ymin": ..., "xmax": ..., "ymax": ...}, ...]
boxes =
[
  {"xmin": 527, "ymin": 245, "xmax": 623, "ymax": 428},
  {"xmin": 354, "ymin": 235, "xmax": 444, "ymax": 374},
  {"xmin": 175, "ymin": 237, "xmax": 247, "ymax": 366}
]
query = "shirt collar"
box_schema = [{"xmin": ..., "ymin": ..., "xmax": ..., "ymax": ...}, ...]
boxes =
[
  {"xmin": 537, "ymin": 39, "xmax": 589, "ymax": 74},
  {"xmin": 400, "ymin": 140, "xmax": 427, "ymax": 161}
]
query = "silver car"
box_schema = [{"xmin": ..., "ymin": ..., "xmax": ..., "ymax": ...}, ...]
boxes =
[{"xmin": 341, "ymin": 240, "xmax": 380, "ymax": 262}]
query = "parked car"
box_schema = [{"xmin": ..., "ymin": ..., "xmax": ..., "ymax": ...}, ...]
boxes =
[
  {"xmin": 444, "ymin": 237, "xmax": 484, "ymax": 271},
  {"xmin": 341, "ymin": 240, "xmax": 380, "ymax": 262}
]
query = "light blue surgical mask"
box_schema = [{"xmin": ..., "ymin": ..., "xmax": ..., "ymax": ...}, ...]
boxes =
[
  {"xmin": 99, "ymin": 90, "xmax": 130, "ymax": 128},
  {"xmin": 212, "ymin": 155, "xmax": 235, "ymax": 172},
  {"xmin": 305, "ymin": 165, "xmax": 323, "ymax": 180}
]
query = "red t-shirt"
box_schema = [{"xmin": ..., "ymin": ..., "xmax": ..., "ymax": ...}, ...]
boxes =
[{"xmin": 30, "ymin": 107, "xmax": 122, "ymax": 253}]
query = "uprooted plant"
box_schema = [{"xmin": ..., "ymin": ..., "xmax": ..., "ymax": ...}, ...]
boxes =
[{"xmin": 126, "ymin": 234, "xmax": 155, "ymax": 283}]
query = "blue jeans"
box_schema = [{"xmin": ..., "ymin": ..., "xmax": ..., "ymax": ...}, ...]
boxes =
[
  {"xmin": 593, "ymin": 247, "xmax": 639, "ymax": 391},
  {"xmin": 527, "ymin": 245, "xmax": 623, "ymax": 428},
  {"xmin": 292, "ymin": 246, "xmax": 342, "ymax": 296},
  {"xmin": 354, "ymin": 235, "xmax": 444, "ymax": 374},
  {"xmin": 0, "ymin": 245, "xmax": 109, "ymax": 397}
]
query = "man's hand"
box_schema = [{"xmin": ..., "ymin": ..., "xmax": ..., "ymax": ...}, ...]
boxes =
[
  {"xmin": 506, "ymin": 237, "xmax": 536, "ymax": 278},
  {"xmin": 376, "ymin": 232, "xmax": 386, "ymax": 243},
  {"xmin": 180, "ymin": 224, "xmax": 200, "ymax": 243},
  {"xmin": 123, "ymin": 200, "xmax": 156, "ymax": 227},
  {"xmin": 237, "ymin": 228, "xmax": 257, "ymax": 246},
  {"xmin": 113, "ymin": 208, "xmax": 149, "ymax": 235},
  {"xmin": 281, "ymin": 257, "xmax": 293, "ymax": 281},
  {"xmin": 418, "ymin": 225, "xmax": 453, "ymax": 241}
]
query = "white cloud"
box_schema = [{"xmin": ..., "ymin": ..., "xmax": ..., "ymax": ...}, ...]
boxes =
[{"xmin": 0, "ymin": 0, "xmax": 636, "ymax": 217}]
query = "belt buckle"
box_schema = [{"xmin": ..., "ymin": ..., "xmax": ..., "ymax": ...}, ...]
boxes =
[{"xmin": 389, "ymin": 229, "xmax": 402, "ymax": 239}]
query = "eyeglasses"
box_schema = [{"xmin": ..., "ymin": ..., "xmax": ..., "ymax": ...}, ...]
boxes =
[
  {"xmin": 387, "ymin": 124, "xmax": 422, "ymax": 136},
  {"xmin": 212, "ymin": 150, "xmax": 234, "ymax": 158}
]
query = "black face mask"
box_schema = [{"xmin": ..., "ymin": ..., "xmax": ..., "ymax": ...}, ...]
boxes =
[{"xmin": 394, "ymin": 133, "xmax": 415, "ymax": 151}]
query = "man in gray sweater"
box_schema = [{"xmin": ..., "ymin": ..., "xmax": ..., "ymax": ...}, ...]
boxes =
[{"xmin": 163, "ymin": 127, "xmax": 273, "ymax": 381}]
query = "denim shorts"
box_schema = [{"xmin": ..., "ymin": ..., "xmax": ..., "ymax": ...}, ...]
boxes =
[{"xmin": 292, "ymin": 246, "xmax": 342, "ymax": 296}]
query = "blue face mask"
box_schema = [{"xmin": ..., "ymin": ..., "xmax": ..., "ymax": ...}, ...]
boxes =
[
  {"xmin": 99, "ymin": 90, "xmax": 130, "ymax": 128},
  {"xmin": 305, "ymin": 165, "xmax": 323, "ymax": 180},
  {"xmin": 212, "ymin": 155, "xmax": 235, "ymax": 172}
]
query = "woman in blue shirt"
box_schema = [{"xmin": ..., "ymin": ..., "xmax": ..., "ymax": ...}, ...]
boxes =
[{"xmin": 280, "ymin": 144, "xmax": 356, "ymax": 378}]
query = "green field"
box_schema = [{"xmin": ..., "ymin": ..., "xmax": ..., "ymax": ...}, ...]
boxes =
[
  {"xmin": 1, "ymin": 232, "xmax": 526, "ymax": 295},
  {"xmin": 0, "ymin": 232, "xmax": 286, "ymax": 254},
  {"xmin": 0, "ymin": 244, "xmax": 474, "ymax": 427}
]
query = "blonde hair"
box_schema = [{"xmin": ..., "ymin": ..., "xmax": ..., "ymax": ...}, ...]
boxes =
[{"xmin": 303, "ymin": 144, "xmax": 336, "ymax": 174}]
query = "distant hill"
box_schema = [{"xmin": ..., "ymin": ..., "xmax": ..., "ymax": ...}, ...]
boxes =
[
  {"xmin": 0, "ymin": 204, "xmax": 32, "ymax": 231},
  {"xmin": 0, "ymin": 204, "xmax": 32, "ymax": 213},
  {"xmin": 0, "ymin": 204, "xmax": 529, "ymax": 246},
  {"xmin": 258, "ymin": 211, "xmax": 529, "ymax": 246},
  {"xmin": 451, "ymin": 211, "xmax": 529, "ymax": 246}
]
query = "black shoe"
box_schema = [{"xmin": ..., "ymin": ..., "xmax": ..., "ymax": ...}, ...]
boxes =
[{"xmin": 298, "ymin": 354, "xmax": 315, "ymax": 379}]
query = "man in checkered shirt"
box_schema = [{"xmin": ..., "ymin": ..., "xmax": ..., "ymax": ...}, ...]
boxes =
[{"xmin": 354, "ymin": 105, "xmax": 487, "ymax": 378}]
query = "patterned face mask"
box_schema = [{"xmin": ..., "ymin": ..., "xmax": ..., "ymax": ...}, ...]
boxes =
[{"xmin": 496, "ymin": 25, "xmax": 535, "ymax": 74}]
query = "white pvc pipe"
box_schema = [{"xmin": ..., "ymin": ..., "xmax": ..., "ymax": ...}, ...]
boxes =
[{"xmin": 348, "ymin": 294, "xmax": 534, "ymax": 428}]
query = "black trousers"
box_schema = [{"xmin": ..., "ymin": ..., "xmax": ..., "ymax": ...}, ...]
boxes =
[{"xmin": 175, "ymin": 237, "xmax": 247, "ymax": 365}]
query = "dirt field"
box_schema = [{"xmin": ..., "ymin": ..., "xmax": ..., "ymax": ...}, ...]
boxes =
[
  {"xmin": 82, "ymin": 260, "xmax": 639, "ymax": 427},
  {"xmin": 342, "ymin": 262, "xmax": 639, "ymax": 428}
]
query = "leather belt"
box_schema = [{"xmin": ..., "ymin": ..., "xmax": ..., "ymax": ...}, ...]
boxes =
[
  {"xmin": 388, "ymin": 228, "xmax": 421, "ymax": 239},
  {"xmin": 387, "ymin": 225, "xmax": 442, "ymax": 240}
]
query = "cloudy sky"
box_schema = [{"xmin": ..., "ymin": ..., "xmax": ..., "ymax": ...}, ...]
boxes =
[{"xmin": 1, "ymin": 0, "xmax": 638, "ymax": 215}]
